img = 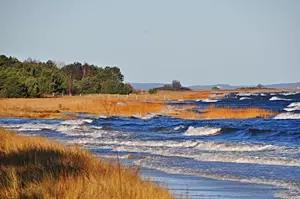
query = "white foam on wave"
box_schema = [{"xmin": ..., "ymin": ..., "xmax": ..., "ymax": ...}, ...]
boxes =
[
  {"xmin": 77, "ymin": 138, "xmax": 284, "ymax": 152},
  {"xmin": 274, "ymin": 113, "xmax": 300, "ymax": 120},
  {"xmin": 146, "ymin": 147, "xmax": 299, "ymax": 167},
  {"xmin": 109, "ymin": 141, "xmax": 300, "ymax": 167},
  {"xmin": 132, "ymin": 113, "xmax": 157, "ymax": 120},
  {"xmin": 1, "ymin": 123, "xmax": 59, "ymax": 131},
  {"xmin": 137, "ymin": 158, "xmax": 300, "ymax": 199},
  {"xmin": 284, "ymin": 102, "xmax": 300, "ymax": 112},
  {"xmin": 201, "ymin": 99, "xmax": 218, "ymax": 103},
  {"xmin": 284, "ymin": 107, "xmax": 300, "ymax": 112},
  {"xmin": 174, "ymin": 125, "xmax": 185, "ymax": 130},
  {"xmin": 288, "ymin": 102, "xmax": 300, "ymax": 107},
  {"xmin": 97, "ymin": 115, "xmax": 108, "ymax": 119},
  {"xmin": 79, "ymin": 139, "xmax": 200, "ymax": 148},
  {"xmin": 280, "ymin": 92, "xmax": 300, "ymax": 96},
  {"xmin": 195, "ymin": 142, "xmax": 276, "ymax": 152},
  {"xmin": 269, "ymin": 96, "xmax": 292, "ymax": 101},
  {"xmin": 61, "ymin": 119, "xmax": 93, "ymax": 125},
  {"xmin": 184, "ymin": 126, "xmax": 221, "ymax": 136},
  {"xmin": 239, "ymin": 97, "xmax": 252, "ymax": 100},
  {"xmin": 236, "ymin": 93, "xmax": 257, "ymax": 97}
]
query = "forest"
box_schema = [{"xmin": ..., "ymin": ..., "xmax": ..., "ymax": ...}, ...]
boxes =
[{"xmin": 0, "ymin": 55, "xmax": 133, "ymax": 98}]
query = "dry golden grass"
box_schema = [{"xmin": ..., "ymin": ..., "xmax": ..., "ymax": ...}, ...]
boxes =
[
  {"xmin": 0, "ymin": 88, "xmax": 295, "ymax": 120},
  {"xmin": 199, "ymin": 105, "xmax": 277, "ymax": 120},
  {"xmin": 0, "ymin": 97, "xmax": 166, "ymax": 119},
  {"xmin": 167, "ymin": 104, "xmax": 277, "ymax": 120},
  {"xmin": 0, "ymin": 128, "xmax": 173, "ymax": 199}
]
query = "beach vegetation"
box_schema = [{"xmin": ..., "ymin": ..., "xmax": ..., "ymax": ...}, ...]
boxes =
[
  {"xmin": 0, "ymin": 55, "xmax": 133, "ymax": 98},
  {"xmin": 0, "ymin": 128, "xmax": 173, "ymax": 199}
]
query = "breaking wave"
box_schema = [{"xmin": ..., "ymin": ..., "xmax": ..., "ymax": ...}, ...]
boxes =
[
  {"xmin": 274, "ymin": 113, "xmax": 300, "ymax": 120},
  {"xmin": 184, "ymin": 126, "xmax": 221, "ymax": 136},
  {"xmin": 284, "ymin": 102, "xmax": 300, "ymax": 112},
  {"xmin": 236, "ymin": 93, "xmax": 259, "ymax": 97},
  {"xmin": 174, "ymin": 125, "xmax": 185, "ymax": 130},
  {"xmin": 201, "ymin": 99, "xmax": 218, "ymax": 103},
  {"xmin": 118, "ymin": 145, "xmax": 300, "ymax": 167},
  {"xmin": 137, "ymin": 158, "xmax": 300, "ymax": 199},
  {"xmin": 280, "ymin": 92, "xmax": 300, "ymax": 96},
  {"xmin": 239, "ymin": 97, "xmax": 252, "ymax": 100},
  {"xmin": 61, "ymin": 119, "xmax": 93, "ymax": 125},
  {"xmin": 269, "ymin": 97, "xmax": 292, "ymax": 101}
]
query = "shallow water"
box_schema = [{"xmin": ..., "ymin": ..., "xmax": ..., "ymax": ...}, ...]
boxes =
[{"xmin": 1, "ymin": 91, "xmax": 300, "ymax": 198}]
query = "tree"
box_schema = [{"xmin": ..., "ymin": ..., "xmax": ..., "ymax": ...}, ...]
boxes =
[
  {"xmin": 0, "ymin": 54, "xmax": 132, "ymax": 97},
  {"xmin": 172, "ymin": 80, "xmax": 182, "ymax": 90},
  {"xmin": 0, "ymin": 77, "xmax": 28, "ymax": 98},
  {"xmin": 76, "ymin": 76, "xmax": 102, "ymax": 94},
  {"xmin": 212, "ymin": 86, "xmax": 220, "ymax": 90},
  {"xmin": 257, "ymin": 84, "xmax": 265, "ymax": 89}
]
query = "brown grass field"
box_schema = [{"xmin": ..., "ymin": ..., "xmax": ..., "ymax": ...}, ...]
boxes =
[
  {"xmin": 0, "ymin": 89, "xmax": 295, "ymax": 120},
  {"xmin": 199, "ymin": 105, "xmax": 277, "ymax": 120},
  {"xmin": 0, "ymin": 128, "xmax": 173, "ymax": 199}
]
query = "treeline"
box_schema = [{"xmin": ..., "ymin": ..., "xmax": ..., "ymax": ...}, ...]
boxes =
[{"xmin": 0, "ymin": 55, "xmax": 133, "ymax": 98}]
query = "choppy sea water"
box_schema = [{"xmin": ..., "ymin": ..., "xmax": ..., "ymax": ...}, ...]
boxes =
[{"xmin": 1, "ymin": 91, "xmax": 300, "ymax": 198}]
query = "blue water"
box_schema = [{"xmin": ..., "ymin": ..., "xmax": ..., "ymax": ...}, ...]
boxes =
[{"xmin": 1, "ymin": 91, "xmax": 300, "ymax": 198}]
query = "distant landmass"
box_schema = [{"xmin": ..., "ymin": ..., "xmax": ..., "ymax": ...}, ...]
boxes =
[{"xmin": 130, "ymin": 82, "xmax": 300, "ymax": 90}]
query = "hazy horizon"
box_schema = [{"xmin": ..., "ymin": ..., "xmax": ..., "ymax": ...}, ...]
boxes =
[{"xmin": 1, "ymin": 0, "xmax": 299, "ymax": 85}]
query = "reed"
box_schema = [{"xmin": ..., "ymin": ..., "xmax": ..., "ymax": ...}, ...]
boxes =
[
  {"xmin": 200, "ymin": 105, "xmax": 277, "ymax": 120},
  {"xmin": 0, "ymin": 97, "xmax": 165, "ymax": 119},
  {"xmin": 0, "ymin": 128, "xmax": 173, "ymax": 199}
]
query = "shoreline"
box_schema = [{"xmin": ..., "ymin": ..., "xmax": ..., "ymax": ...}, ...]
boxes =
[
  {"xmin": 0, "ymin": 88, "xmax": 289, "ymax": 120},
  {"xmin": 140, "ymin": 168, "xmax": 284, "ymax": 199}
]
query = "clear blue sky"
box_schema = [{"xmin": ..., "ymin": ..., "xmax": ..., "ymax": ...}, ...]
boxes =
[{"xmin": 1, "ymin": 0, "xmax": 299, "ymax": 86}]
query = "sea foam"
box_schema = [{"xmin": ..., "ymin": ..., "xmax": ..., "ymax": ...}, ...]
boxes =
[
  {"xmin": 184, "ymin": 126, "xmax": 221, "ymax": 136},
  {"xmin": 274, "ymin": 113, "xmax": 300, "ymax": 120},
  {"xmin": 269, "ymin": 97, "xmax": 292, "ymax": 101}
]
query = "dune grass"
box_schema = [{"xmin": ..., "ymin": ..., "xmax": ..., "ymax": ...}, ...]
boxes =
[
  {"xmin": 200, "ymin": 105, "xmax": 277, "ymax": 120},
  {"xmin": 0, "ymin": 128, "xmax": 173, "ymax": 199}
]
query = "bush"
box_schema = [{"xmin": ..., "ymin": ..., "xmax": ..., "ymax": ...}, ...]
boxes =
[{"xmin": 148, "ymin": 88, "xmax": 158, "ymax": 94}]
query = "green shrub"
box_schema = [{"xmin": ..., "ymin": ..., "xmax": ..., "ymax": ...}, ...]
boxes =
[{"xmin": 148, "ymin": 88, "xmax": 158, "ymax": 94}]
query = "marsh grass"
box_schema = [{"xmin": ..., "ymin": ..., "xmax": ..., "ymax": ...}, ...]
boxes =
[
  {"xmin": 0, "ymin": 88, "xmax": 286, "ymax": 120},
  {"xmin": 0, "ymin": 128, "xmax": 173, "ymax": 199},
  {"xmin": 0, "ymin": 97, "xmax": 165, "ymax": 119},
  {"xmin": 200, "ymin": 105, "xmax": 277, "ymax": 119}
]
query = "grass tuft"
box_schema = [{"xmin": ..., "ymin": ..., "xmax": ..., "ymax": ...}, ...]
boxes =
[{"xmin": 0, "ymin": 128, "xmax": 173, "ymax": 199}]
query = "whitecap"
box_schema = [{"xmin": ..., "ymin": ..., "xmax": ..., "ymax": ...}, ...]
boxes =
[
  {"xmin": 274, "ymin": 113, "xmax": 300, "ymax": 120},
  {"xmin": 236, "ymin": 93, "xmax": 253, "ymax": 97},
  {"xmin": 201, "ymin": 99, "xmax": 218, "ymax": 103},
  {"xmin": 240, "ymin": 97, "xmax": 252, "ymax": 100},
  {"xmin": 184, "ymin": 126, "xmax": 221, "ymax": 136},
  {"xmin": 269, "ymin": 96, "xmax": 292, "ymax": 101},
  {"xmin": 132, "ymin": 113, "xmax": 157, "ymax": 120},
  {"xmin": 61, "ymin": 119, "xmax": 93, "ymax": 125},
  {"xmin": 137, "ymin": 158, "xmax": 300, "ymax": 199},
  {"xmin": 280, "ymin": 92, "xmax": 300, "ymax": 96},
  {"xmin": 174, "ymin": 125, "xmax": 185, "ymax": 130}
]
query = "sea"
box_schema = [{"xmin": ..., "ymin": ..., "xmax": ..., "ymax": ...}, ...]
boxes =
[{"xmin": 1, "ymin": 91, "xmax": 300, "ymax": 198}]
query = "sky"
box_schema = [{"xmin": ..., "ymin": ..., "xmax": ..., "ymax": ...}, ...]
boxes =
[{"xmin": 1, "ymin": 0, "xmax": 299, "ymax": 86}]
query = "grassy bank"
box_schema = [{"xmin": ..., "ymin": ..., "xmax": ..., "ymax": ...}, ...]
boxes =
[
  {"xmin": 200, "ymin": 105, "xmax": 277, "ymax": 119},
  {"xmin": 0, "ymin": 89, "xmax": 290, "ymax": 120},
  {"xmin": 0, "ymin": 97, "xmax": 166, "ymax": 119},
  {"xmin": 0, "ymin": 128, "xmax": 173, "ymax": 199}
]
